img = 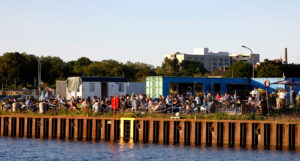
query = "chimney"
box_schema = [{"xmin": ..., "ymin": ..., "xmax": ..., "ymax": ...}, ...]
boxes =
[{"xmin": 284, "ymin": 48, "xmax": 288, "ymax": 64}]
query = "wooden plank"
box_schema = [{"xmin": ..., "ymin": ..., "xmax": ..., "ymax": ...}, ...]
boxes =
[
  {"xmin": 179, "ymin": 121, "xmax": 185, "ymax": 144},
  {"xmin": 74, "ymin": 119, "xmax": 78, "ymax": 140},
  {"xmin": 190, "ymin": 120, "xmax": 196, "ymax": 144},
  {"xmin": 110, "ymin": 119, "xmax": 114, "ymax": 141},
  {"xmin": 149, "ymin": 121, "xmax": 153, "ymax": 142},
  {"xmin": 270, "ymin": 124, "xmax": 276, "ymax": 146},
  {"xmin": 0, "ymin": 117, "xmax": 3, "ymax": 136},
  {"xmin": 234, "ymin": 122, "xmax": 240, "ymax": 146},
  {"xmin": 40, "ymin": 118, "xmax": 44, "ymax": 138},
  {"xmin": 139, "ymin": 120, "xmax": 144, "ymax": 142},
  {"xmin": 212, "ymin": 122, "xmax": 218, "ymax": 144},
  {"xmin": 201, "ymin": 121, "xmax": 206, "ymax": 144},
  {"xmin": 8, "ymin": 117, "xmax": 12, "ymax": 136},
  {"xmin": 258, "ymin": 123, "xmax": 264, "ymax": 147},
  {"xmin": 159, "ymin": 121, "xmax": 164, "ymax": 143},
  {"xmin": 246, "ymin": 123, "xmax": 252, "ymax": 145},
  {"xmin": 169, "ymin": 121, "xmax": 174, "ymax": 144},
  {"xmin": 32, "ymin": 118, "xmax": 36, "ymax": 138},
  {"xmin": 83, "ymin": 119, "xmax": 87, "ymax": 140},
  {"xmin": 24, "ymin": 118, "xmax": 27, "ymax": 137},
  {"xmin": 65, "ymin": 119, "xmax": 69, "ymax": 140},
  {"xmin": 223, "ymin": 122, "xmax": 229, "ymax": 145},
  {"xmin": 48, "ymin": 118, "xmax": 52, "ymax": 139},
  {"xmin": 57, "ymin": 118, "xmax": 61, "ymax": 138},
  {"xmin": 16, "ymin": 117, "xmax": 20, "ymax": 137},
  {"xmin": 101, "ymin": 119, "xmax": 105, "ymax": 140}
]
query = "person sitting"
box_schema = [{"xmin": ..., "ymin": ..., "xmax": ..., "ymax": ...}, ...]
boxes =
[
  {"xmin": 92, "ymin": 99, "xmax": 100, "ymax": 113},
  {"xmin": 24, "ymin": 96, "xmax": 31, "ymax": 106},
  {"xmin": 81, "ymin": 98, "xmax": 90, "ymax": 110},
  {"xmin": 69, "ymin": 102, "xmax": 77, "ymax": 111},
  {"xmin": 252, "ymin": 87, "xmax": 259, "ymax": 98},
  {"xmin": 200, "ymin": 99, "xmax": 208, "ymax": 113}
]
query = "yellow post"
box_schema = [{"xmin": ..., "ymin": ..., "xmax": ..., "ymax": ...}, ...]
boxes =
[{"xmin": 120, "ymin": 118, "xmax": 135, "ymax": 143}]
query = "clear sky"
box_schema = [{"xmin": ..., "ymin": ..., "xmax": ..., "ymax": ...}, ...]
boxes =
[{"xmin": 0, "ymin": 0, "xmax": 299, "ymax": 66}]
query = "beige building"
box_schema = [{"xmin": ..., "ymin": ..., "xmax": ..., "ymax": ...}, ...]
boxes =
[
  {"xmin": 164, "ymin": 48, "xmax": 231, "ymax": 72},
  {"xmin": 164, "ymin": 48, "xmax": 260, "ymax": 72},
  {"xmin": 230, "ymin": 53, "xmax": 260, "ymax": 65}
]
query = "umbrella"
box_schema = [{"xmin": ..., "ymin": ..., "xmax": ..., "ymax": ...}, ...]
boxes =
[
  {"xmin": 250, "ymin": 88, "xmax": 265, "ymax": 94},
  {"xmin": 272, "ymin": 79, "xmax": 300, "ymax": 86},
  {"xmin": 272, "ymin": 78, "xmax": 300, "ymax": 105}
]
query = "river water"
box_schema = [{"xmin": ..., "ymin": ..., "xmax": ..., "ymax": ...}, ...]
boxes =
[{"xmin": 0, "ymin": 137, "xmax": 298, "ymax": 161}]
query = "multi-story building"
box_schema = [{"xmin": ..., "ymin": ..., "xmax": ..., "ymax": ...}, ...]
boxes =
[
  {"xmin": 164, "ymin": 48, "xmax": 231, "ymax": 72},
  {"xmin": 230, "ymin": 53, "xmax": 260, "ymax": 65},
  {"xmin": 164, "ymin": 47, "xmax": 260, "ymax": 72}
]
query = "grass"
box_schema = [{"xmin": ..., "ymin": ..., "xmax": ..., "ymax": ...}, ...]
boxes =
[
  {"xmin": 0, "ymin": 109, "xmax": 299, "ymax": 122},
  {"xmin": 0, "ymin": 103, "xmax": 299, "ymax": 121}
]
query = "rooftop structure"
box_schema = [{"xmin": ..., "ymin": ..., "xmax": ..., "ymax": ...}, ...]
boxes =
[
  {"xmin": 230, "ymin": 53, "xmax": 260, "ymax": 65},
  {"xmin": 164, "ymin": 48, "xmax": 231, "ymax": 72}
]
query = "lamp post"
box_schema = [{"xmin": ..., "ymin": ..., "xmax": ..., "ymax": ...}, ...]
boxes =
[
  {"xmin": 37, "ymin": 58, "xmax": 41, "ymax": 96},
  {"xmin": 242, "ymin": 45, "xmax": 255, "ymax": 78}
]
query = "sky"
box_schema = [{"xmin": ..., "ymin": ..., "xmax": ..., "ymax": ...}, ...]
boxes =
[{"xmin": 0, "ymin": 0, "xmax": 299, "ymax": 67}]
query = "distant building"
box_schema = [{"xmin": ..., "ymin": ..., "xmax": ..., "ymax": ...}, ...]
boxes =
[
  {"xmin": 164, "ymin": 48, "xmax": 231, "ymax": 72},
  {"xmin": 164, "ymin": 47, "xmax": 261, "ymax": 72},
  {"xmin": 56, "ymin": 77, "xmax": 146, "ymax": 100},
  {"xmin": 208, "ymin": 66, "xmax": 228, "ymax": 78},
  {"xmin": 263, "ymin": 58, "xmax": 283, "ymax": 64},
  {"xmin": 230, "ymin": 53, "xmax": 260, "ymax": 65},
  {"xmin": 65, "ymin": 76, "xmax": 127, "ymax": 100}
]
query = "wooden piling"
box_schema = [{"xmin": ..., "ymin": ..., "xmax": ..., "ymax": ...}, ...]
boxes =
[{"xmin": 65, "ymin": 118, "xmax": 69, "ymax": 140}]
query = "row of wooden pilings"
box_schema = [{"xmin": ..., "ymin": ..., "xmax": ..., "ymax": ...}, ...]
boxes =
[{"xmin": 0, "ymin": 115, "xmax": 299, "ymax": 150}]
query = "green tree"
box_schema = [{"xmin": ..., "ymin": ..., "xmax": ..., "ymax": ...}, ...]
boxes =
[
  {"xmin": 179, "ymin": 60, "xmax": 207, "ymax": 76},
  {"xmin": 280, "ymin": 64, "xmax": 300, "ymax": 77},
  {"xmin": 225, "ymin": 61, "xmax": 252, "ymax": 78},
  {"xmin": 73, "ymin": 57, "xmax": 92, "ymax": 75},
  {"xmin": 257, "ymin": 61, "xmax": 282, "ymax": 77},
  {"xmin": 156, "ymin": 57, "xmax": 180, "ymax": 76},
  {"xmin": 0, "ymin": 52, "xmax": 26, "ymax": 88},
  {"xmin": 21, "ymin": 54, "xmax": 38, "ymax": 86},
  {"xmin": 123, "ymin": 61, "xmax": 156, "ymax": 81}
]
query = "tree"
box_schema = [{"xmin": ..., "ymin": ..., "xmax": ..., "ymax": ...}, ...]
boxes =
[
  {"xmin": 280, "ymin": 64, "xmax": 300, "ymax": 77},
  {"xmin": 73, "ymin": 57, "xmax": 92, "ymax": 75},
  {"xmin": 179, "ymin": 60, "xmax": 207, "ymax": 76},
  {"xmin": 225, "ymin": 61, "xmax": 252, "ymax": 78},
  {"xmin": 156, "ymin": 57, "xmax": 180, "ymax": 76},
  {"xmin": 123, "ymin": 61, "xmax": 156, "ymax": 82},
  {"xmin": 257, "ymin": 61, "xmax": 282, "ymax": 77},
  {"xmin": 0, "ymin": 52, "xmax": 26, "ymax": 88},
  {"xmin": 21, "ymin": 54, "xmax": 38, "ymax": 86}
]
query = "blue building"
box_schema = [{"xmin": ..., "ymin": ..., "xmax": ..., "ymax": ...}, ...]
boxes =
[
  {"xmin": 146, "ymin": 76, "xmax": 250, "ymax": 98},
  {"xmin": 146, "ymin": 76, "xmax": 300, "ymax": 98}
]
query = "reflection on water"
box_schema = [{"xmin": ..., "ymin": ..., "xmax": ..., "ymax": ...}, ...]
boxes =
[{"xmin": 0, "ymin": 137, "xmax": 299, "ymax": 161}]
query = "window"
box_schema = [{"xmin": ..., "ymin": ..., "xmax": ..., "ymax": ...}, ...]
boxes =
[
  {"xmin": 118, "ymin": 83, "xmax": 124, "ymax": 92},
  {"xmin": 213, "ymin": 58, "xmax": 217, "ymax": 61},
  {"xmin": 89, "ymin": 83, "xmax": 95, "ymax": 92},
  {"xmin": 224, "ymin": 58, "xmax": 228, "ymax": 61},
  {"xmin": 219, "ymin": 63, "xmax": 223, "ymax": 66},
  {"xmin": 219, "ymin": 58, "xmax": 223, "ymax": 61}
]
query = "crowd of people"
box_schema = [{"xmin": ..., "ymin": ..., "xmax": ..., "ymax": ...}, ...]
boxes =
[{"xmin": 1, "ymin": 87, "xmax": 299, "ymax": 115}]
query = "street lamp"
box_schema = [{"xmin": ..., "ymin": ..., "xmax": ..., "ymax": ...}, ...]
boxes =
[
  {"xmin": 242, "ymin": 45, "xmax": 255, "ymax": 78},
  {"xmin": 37, "ymin": 58, "xmax": 41, "ymax": 96}
]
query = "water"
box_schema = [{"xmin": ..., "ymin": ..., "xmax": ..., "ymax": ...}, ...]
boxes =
[{"xmin": 0, "ymin": 138, "xmax": 299, "ymax": 161}]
